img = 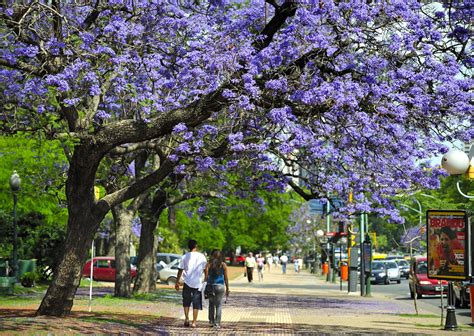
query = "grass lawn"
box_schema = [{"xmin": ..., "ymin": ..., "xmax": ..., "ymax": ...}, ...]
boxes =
[{"xmin": 0, "ymin": 267, "xmax": 245, "ymax": 334}]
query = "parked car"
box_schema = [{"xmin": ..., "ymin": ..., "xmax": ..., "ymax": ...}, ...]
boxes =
[
  {"xmin": 158, "ymin": 258, "xmax": 182, "ymax": 285},
  {"xmin": 225, "ymin": 255, "xmax": 246, "ymax": 266},
  {"xmin": 394, "ymin": 259, "xmax": 410, "ymax": 279},
  {"xmin": 82, "ymin": 256, "xmax": 137, "ymax": 282},
  {"xmin": 453, "ymin": 281, "xmax": 471, "ymax": 308},
  {"xmin": 156, "ymin": 253, "xmax": 182, "ymax": 272},
  {"xmin": 386, "ymin": 255, "xmax": 404, "ymax": 260},
  {"xmin": 370, "ymin": 260, "xmax": 401, "ymax": 284},
  {"xmin": 409, "ymin": 256, "xmax": 448, "ymax": 299}
]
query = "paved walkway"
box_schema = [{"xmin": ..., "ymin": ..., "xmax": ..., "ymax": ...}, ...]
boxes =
[{"xmin": 167, "ymin": 266, "xmax": 473, "ymax": 335}]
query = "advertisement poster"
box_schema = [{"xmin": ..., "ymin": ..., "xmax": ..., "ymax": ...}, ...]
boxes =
[
  {"xmin": 426, "ymin": 210, "xmax": 468, "ymax": 280},
  {"xmin": 363, "ymin": 241, "xmax": 372, "ymax": 273}
]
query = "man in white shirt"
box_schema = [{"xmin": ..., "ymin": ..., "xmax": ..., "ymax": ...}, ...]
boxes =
[
  {"xmin": 244, "ymin": 252, "xmax": 256, "ymax": 283},
  {"xmin": 175, "ymin": 239, "xmax": 207, "ymax": 328}
]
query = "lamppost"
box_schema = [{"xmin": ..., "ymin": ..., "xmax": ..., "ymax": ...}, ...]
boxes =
[
  {"xmin": 9, "ymin": 171, "xmax": 21, "ymax": 281},
  {"xmin": 306, "ymin": 219, "xmax": 318, "ymax": 274},
  {"xmin": 440, "ymin": 148, "xmax": 474, "ymax": 328}
]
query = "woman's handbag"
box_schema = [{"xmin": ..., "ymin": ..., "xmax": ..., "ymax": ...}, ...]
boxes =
[{"xmin": 204, "ymin": 283, "xmax": 214, "ymax": 299}]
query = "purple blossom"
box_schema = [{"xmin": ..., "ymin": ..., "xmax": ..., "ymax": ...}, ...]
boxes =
[
  {"xmin": 228, "ymin": 132, "xmax": 243, "ymax": 144},
  {"xmin": 176, "ymin": 142, "xmax": 191, "ymax": 153},
  {"xmin": 168, "ymin": 154, "xmax": 179, "ymax": 162},
  {"xmin": 127, "ymin": 161, "xmax": 135, "ymax": 177},
  {"xmin": 225, "ymin": 160, "xmax": 239, "ymax": 168},
  {"xmin": 195, "ymin": 156, "xmax": 215, "ymax": 172},
  {"xmin": 174, "ymin": 164, "xmax": 186, "ymax": 174},
  {"xmin": 173, "ymin": 123, "xmax": 188, "ymax": 134},
  {"xmin": 131, "ymin": 217, "xmax": 142, "ymax": 238}
]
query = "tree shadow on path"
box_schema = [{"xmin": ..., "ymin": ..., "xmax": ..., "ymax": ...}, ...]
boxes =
[{"xmin": 0, "ymin": 308, "xmax": 430, "ymax": 335}]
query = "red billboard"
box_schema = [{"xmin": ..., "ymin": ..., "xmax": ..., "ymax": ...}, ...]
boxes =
[{"xmin": 426, "ymin": 210, "xmax": 468, "ymax": 280}]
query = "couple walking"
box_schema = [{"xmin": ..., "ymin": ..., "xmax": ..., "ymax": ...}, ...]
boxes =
[{"xmin": 175, "ymin": 239, "xmax": 230, "ymax": 329}]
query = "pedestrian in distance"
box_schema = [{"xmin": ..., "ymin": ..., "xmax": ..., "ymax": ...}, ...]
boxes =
[
  {"xmin": 297, "ymin": 256, "xmax": 303, "ymax": 273},
  {"xmin": 245, "ymin": 252, "xmax": 256, "ymax": 283},
  {"xmin": 273, "ymin": 254, "xmax": 279, "ymax": 268},
  {"xmin": 294, "ymin": 257, "xmax": 299, "ymax": 273},
  {"xmin": 266, "ymin": 253, "xmax": 273, "ymax": 273},
  {"xmin": 204, "ymin": 249, "xmax": 230, "ymax": 329},
  {"xmin": 175, "ymin": 239, "xmax": 207, "ymax": 328},
  {"xmin": 280, "ymin": 254, "xmax": 288, "ymax": 274},
  {"xmin": 256, "ymin": 254, "xmax": 265, "ymax": 281}
]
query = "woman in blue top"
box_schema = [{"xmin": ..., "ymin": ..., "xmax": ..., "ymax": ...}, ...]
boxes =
[{"xmin": 204, "ymin": 249, "xmax": 230, "ymax": 329}]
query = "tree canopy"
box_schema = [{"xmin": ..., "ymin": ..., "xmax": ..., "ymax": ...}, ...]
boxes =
[{"xmin": 0, "ymin": 0, "xmax": 471, "ymax": 316}]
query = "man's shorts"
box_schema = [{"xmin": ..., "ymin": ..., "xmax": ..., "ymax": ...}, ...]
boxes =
[{"xmin": 182, "ymin": 283, "xmax": 202, "ymax": 310}]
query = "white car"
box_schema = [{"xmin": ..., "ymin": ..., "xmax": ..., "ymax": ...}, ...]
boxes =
[
  {"xmin": 158, "ymin": 258, "xmax": 182, "ymax": 285},
  {"xmin": 383, "ymin": 260, "xmax": 402, "ymax": 284}
]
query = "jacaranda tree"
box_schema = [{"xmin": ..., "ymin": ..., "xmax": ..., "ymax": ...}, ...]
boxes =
[{"xmin": 0, "ymin": 0, "xmax": 471, "ymax": 316}]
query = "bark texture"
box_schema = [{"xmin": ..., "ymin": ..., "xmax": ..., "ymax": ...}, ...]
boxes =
[
  {"xmin": 111, "ymin": 206, "xmax": 134, "ymax": 297},
  {"xmin": 133, "ymin": 190, "xmax": 167, "ymax": 294},
  {"xmin": 37, "ymin": 146, "xmax": 105, "ymax": 316}
]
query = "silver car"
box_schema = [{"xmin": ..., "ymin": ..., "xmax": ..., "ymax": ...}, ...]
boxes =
[
  {"xmin": 394, "ymin": 259, "xmax": 410, "ymax": 279},
  {"xmin": 383, "ymin": 261, "xmax": 401, "ymax": 284}
]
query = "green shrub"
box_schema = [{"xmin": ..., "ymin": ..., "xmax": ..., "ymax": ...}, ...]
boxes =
[{"xmin": 20, "ymin": 271, "xmax": 40, "ymax": 287}]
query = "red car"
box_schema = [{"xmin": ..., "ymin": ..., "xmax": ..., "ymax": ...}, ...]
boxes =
[
  {"xmin": 82, "ymin": 256, "xmax": 137, "ymax": 282},
  {"xmin": 409, "ymin": 256, "xmax": 448, "ymax": 298},
  {"xmin": 225, "ymin": 255, "xmax": 246, "ymax": 266}
]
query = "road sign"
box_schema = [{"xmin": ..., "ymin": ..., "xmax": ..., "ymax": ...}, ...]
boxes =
[{"xmin": 308, "ymin": 199, "xmax": 324, "ymax": 215}]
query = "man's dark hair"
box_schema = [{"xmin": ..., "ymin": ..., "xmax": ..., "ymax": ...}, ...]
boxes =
[
  {"xmin": 440, "ymin": 226, "xmax": 457, "ymax": 240},
  {"xmin": 188, "ymin": 239, "xmax": 198, "ymax": 250}
]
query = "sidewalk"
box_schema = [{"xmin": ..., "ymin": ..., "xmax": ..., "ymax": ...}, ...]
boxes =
[{"xmin": 178, "ymin": 266, "xmax": 473, "ymax": 335}]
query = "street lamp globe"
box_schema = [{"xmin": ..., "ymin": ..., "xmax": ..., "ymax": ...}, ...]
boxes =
[
  {"xmin": 9, "ymin": 171, "xmax": 21, "ymax": 192},
  {"xmin": 316, "ymin": 229, "xmax": 324, "ymax": 238},
  {"xmin": 441, "ymin": 149, "xmax": 470, "ymax": 175}
]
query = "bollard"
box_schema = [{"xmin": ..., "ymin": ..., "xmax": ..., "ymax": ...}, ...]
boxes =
[
  {"xmin": 444, "ymin": 282, "xmax": 458, "ymax": 331},
  {"xmin": 322, "ymin": 262, "xmax": 328, "ymax": 275},
  {"xmin": 341, "ymin": 265, "xmax": 348, "ymax": 281}
]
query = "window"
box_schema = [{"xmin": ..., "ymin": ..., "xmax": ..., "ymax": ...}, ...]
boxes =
[
  {"xmin": 157, "ymin": 256, "xmax": 168, "ymax": 264},
  {"xmin": 417, "ymin": 262, "xmax": 428, "ymax": 274},
  {"xmin": 372, "ymin": 263, "xmax": 385, "ymax": 270},
  {"xmin": 386, "ymin": 262, "xmax": 398, "ymax": 269},
  {"xmin": 96, "ymin": 260, "xmax": 109, "ymax": 268},
  {"xmin": 170, "ymin": 256, "xmax": 180, "ymax": 263}
]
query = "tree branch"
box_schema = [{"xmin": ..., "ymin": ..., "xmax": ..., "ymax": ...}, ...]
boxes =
[{"xmin": 96, "ymin": 159, "xmax": 174, "ymax": 214}]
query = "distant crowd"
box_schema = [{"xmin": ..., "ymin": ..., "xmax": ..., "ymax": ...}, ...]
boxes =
[{"xmin": 242, "ymin": 252, "xmax": 304, "ymax": 282}]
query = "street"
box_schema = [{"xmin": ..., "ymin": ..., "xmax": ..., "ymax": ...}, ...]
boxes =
[{"xmin": 368, "ymin": 278, "xmax": 472, "ymax": 327}]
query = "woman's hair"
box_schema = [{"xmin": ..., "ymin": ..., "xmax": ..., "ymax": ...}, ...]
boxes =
[
  {"xmin": 440, "ymin": 226, "xmax": 457, "ymax": 240},
  {"xmin": 209, "ymin": 249, "xmax": 223, "ymax": 273}
]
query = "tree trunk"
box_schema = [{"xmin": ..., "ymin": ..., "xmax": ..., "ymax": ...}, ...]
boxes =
[
  {"xmin": 36, "ymin": 145, "xmax": 105, "ymax": 317},
  {"xmin": 111, "ymin": 205, "xmax": 134, "ymax": 298},
  {"xmin": 133, "ymin": 191, "xmax": 167, "ymax": 294},
  {"xmin": 36, "ymin": 213, "xmax": 99, "ymax": 316}
]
